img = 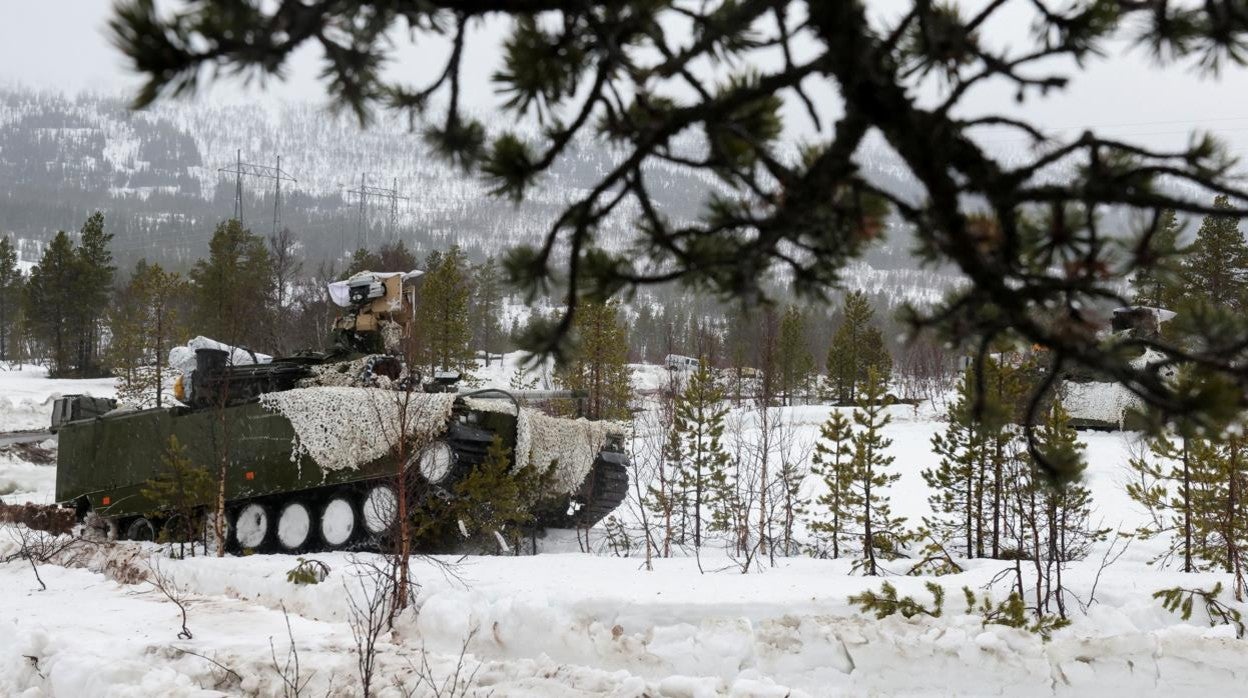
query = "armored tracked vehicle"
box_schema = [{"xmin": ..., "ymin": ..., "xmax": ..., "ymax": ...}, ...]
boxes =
[{"xmin": 53, "ymin": 270, "xmax": 629, "ymax": 553}]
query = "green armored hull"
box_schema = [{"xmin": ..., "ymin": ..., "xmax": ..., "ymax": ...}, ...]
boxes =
[{"xmin": 54, "ymin": 350, "xmax": 629, "ymax": 553}]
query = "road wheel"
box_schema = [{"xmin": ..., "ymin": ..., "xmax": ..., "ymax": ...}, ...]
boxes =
[
  {"xmin": 319, "ymin": 493, "xmax": 358, "ymax": 550},
  {"xmin": 416, "ymin": 441, "xmax": 456, "ymax": 486},
  {"xmin": 232, "ymin": 502, "xmax": 273, "ymax": 552},
  {"xmin": 125, "ymin": 516, "xmax": 156, "ymax": 542},
  {"xmin": 276, "ymin": 501, "xmax": 314, "ymax": 552},
  {"xmin": 361, "ymin": 484, "xmax": 398, "ymax": 538}
]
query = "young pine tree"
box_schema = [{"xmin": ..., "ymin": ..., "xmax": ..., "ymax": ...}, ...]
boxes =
[
  {"xmin": 557, "ymin": 300, "xmax": 632, "ymax": 420},
  {"xmin": 1130, "ymin": 208, "xmax": 1185, "ymax": 311},
  {"xmin": 189, "ymin": 219, "xmax": 273, "ymax": 351},
  {"xmin": 776, "ymin": 305, "xmax": 814, "ymax": 406},
  {"xmin": 1028, "ymin": 399, "xmax": 1104, "ymax": 618},
  {"xmin": 924, "ymin": 367, "xmax": 988, "ymax": 559},
  {"xmin": 670, "ymin": 360, "xmax": 732, "ymax": 548},
  {"xmin": 140, "ymin": 435, "xmax": 215, "ymax": 556},
  {"xmin": 1188, "ymin": 430, "xmax": 1248, "ymax": 600},
  {"xmin": 1126, "ymin": 425, "xmax": 1197, "ymax": 571},
  {"xmin": 0, "ymin": 236, "xmax": 21, "ymax": 363},
  {"xmin": 826, "ymin": 292, "xmax": 892, "ymax": 405},
  {"xmin": 807, "ymin": 409, "xmax": 854, "ymax": 558},
  {"xmin": 413, "ymin": 246, "xmax": 475, "ymax": 374},
  {"xmin": 846, "ymin": 367, "xmax": 907, "ymax": 575},
  {"xmin": 109, "ymin": 261, "xmax": 189, "ymax": 407},
  {"xmin": 471, "ymin": 256, "xmax": 506, "ymax": 365}
]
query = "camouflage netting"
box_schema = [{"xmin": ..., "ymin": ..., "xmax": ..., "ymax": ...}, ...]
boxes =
[
  {"xmin": 462, "ymin": 397, "xmax": 624, "ymax": 495},
  {"xmin": 259, "ymin": 388, "xmax": 457, "ymax": 472}
]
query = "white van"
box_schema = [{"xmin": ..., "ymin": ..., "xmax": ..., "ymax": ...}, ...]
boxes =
[{"xmin": 665, "ymin": 354, "xmax": 699, "ymax": 372}]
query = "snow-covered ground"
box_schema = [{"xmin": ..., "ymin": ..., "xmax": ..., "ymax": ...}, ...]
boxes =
[
  {"xmin": 0, "ymin": 364, "xmax": 116, "ymax": 433},
  {"xmin": 2, "ymin": 365, "xmax": 1247, "ymax": 696}
]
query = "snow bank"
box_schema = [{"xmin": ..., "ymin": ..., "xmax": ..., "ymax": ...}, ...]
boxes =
[{"xmin": 259, "ymin": 387, "xmax": 456, "ymax": 472}]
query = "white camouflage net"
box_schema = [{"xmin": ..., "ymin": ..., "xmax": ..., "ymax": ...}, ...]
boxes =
[
  {"xmin": 259, "ymin": 388, "xmax": 457, "ymax": 472},
  {"xmin": 463, "ymin": 398, "xmax": 624, "ymax": 495}
]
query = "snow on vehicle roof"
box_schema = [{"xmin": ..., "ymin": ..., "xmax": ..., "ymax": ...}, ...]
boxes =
[{"xmin": 326, "ymin": 269, "xmax": 424, "ymax": 307}]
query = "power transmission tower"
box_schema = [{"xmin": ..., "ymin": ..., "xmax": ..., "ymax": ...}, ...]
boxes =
[
  {"xmin": 346, "ymin": 174, "xmax": 409, "ymax": 250},
  {"xmin": 217, "ymin": 150, "xmax": 298, "ymax": 233}
]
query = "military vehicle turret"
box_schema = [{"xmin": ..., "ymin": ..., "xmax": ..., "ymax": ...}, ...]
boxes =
[
  {"xmin": 1060, "ymin": 306, "xmax": 1175, "ymax": 431},
  {"xmin": 53, "ymin": 270, "xmax": 629, "ymax": 552}
]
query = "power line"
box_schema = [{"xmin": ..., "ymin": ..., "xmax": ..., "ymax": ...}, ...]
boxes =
[
  {"xmin": 216, "ymin": 150, "xmax": 298, "ymax": 233},
  {"xmin": 345, "ymin": 173, "xmax": 410, "ymax": 252}
]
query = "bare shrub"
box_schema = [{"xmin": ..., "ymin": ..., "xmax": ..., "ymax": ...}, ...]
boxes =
[
  {"xmin": 147, "ymin": 558, "xmax": 193, "ymax": 640},
  {"xmin": 270, "ymin": 603, "xmax": 313, "ymax": 698},
  {"xmin": 393, "ymin": 628, "xmax": 482, "ymax": 698},
  {"xmin": 346, "ymin": 557, "xmax": 397, "ymax": 698},
  {"xmin": 3, "ymin": 526, "xmax": 98, "ymax": 590}
]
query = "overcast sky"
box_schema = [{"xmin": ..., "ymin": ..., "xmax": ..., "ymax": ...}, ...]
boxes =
[{"xmin": 4, "ymin": 1, "xmax": 1248, "ymax": 158}]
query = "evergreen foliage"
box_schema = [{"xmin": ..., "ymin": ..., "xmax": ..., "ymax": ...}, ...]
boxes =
[
  {"xmin": 73, "ymin": 212, "xmax": 115, "ymax": 375},
  {"xmin": 668, "ymin": 360, "xmax": 731, "ymax": 548},
  {"xmin": 826, "ymin": 292, "xmax": 892, "ymax": 405},
  {"xmin": 1182, "ymin": 196, "xmax": 1248, "ymax": 310},
  {"xmin": 188, "ymin": 219, "xmax": 273, "ymax": 351},
  {"xmin": 1153, "ymin": 583, "xmax": 1245, "ymax": 637},
  {"xmin": 24, "ymin": 232, "xmax": 83, "ymax": 375},
  {"xmin": 808, "ymin": 409, "xmax": 854, "ymax": 558},
  {"xmin": 412, "ymin": 246, "xmax": 474, "ymax": 374},
  {"xmin": 470, "ymin": 256, "xmax": 506, "ymax": 363},
  {"xmin": 1127, "ymin": 426, "xmax": 1196, "ymax": 570},
  {"xmin": 416, "ymin": 436, "xmax": 554, "ymax": 553},
  {"xmin": 849, "ymin": 581, "xmax": 944, "ymax": 619},
  {"xmin": 776, "ymin": 305, "xmax": 814, "ymax": 406},
  {"xmin": 109, "ymin": 261, "xmax": 189, "ymax": 407},
  {"xmin": 0, "ymin": 236, "xmax": 20, "ymax": 362},
  {"xmin": 139, "ymin": 435, "xmax": 214, "ymax": 554},
  {"xmin": 556, "ymin": 300, "xmax": 632, "ymax": 420},
  {"xmin": 847, "ymin": 367, "xmax": 908, "ymax": 575},
  {"xmin": 1131, "ymin": 209, "xmax": 1185, "ymax": 311}
]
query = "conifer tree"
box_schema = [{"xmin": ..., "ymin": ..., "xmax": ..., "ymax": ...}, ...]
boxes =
[
  {"xmin": 412, "ymin": 246, "xmax": 474, "ymax": 374},
  {"xmin": 557, "ymin": 299, "xmax": 632, "ymax": 420},
  {"xmin": 923, "ymin": 359, "xmax": 1025, "ymax": 559},
  {"xmin": 344, "ymin": 248, "xmax": 382, "ymax": 278},
  {"xmin": 924, "ymin": 367, "xmax": 988, "ymax": 559},
  {"xmin": 1187, "ymin": 429, "xmax": 1248, "ymax": 599},
  {"xmin": 826, "ymin": 292, "xmax": 892, "ymax": 405},
  {"xmin": 776, "ymin": 305, "xmax": 814, "ymax": 406},
  {"xmin": 808, "ymin": 409, "xmax": 854, "ymax": 558},
  {"xmin": 847, "ymin": 367, "xmax": 907, "ymax": 575},
  {"xmin": 1127, "ymin": 426, "xmax": 1197, "ymax": 571},
  {"xmin": 110, "ymin": 261, "xmax": 189, "ymax": 407},
  {"xmin": 189, "ymin": 219, "xmax": 273, "ymax": 351},
  {"xmin": 140, "ymin": 435, "xmax": 215, "ymax": 555},
  {"xmin": 0, "ymin": 236, "xmax": 20, "ymax": 362},
  {"xmin": 1027, "ymin": 399, "xmax": 1104, "ymax": 617},
  {"xmin": 1131, "ymin": 209, "xmax": 1185, "ymax": 310},
  {"xmin": 471, "ymin": 256, "xmax": 506, "ymax": 365},
  {"xmin": 24, "ymin": 231, "xmax": 79, "ymax": 374},
  {"xmin": 73, "ymin": 212, "xmax": 115, "ymax": 376},
  {"xmin": 669, "ymin": 360, "xmax": 731, "ymax": 548},
  {"xmin": 1183, "ymin": 196, "xmax": 1248, "ymax": 310}
]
